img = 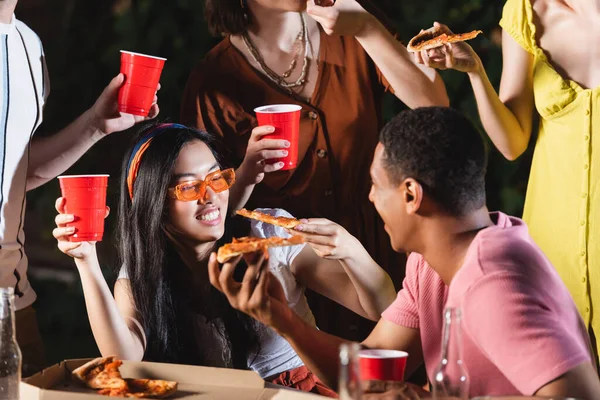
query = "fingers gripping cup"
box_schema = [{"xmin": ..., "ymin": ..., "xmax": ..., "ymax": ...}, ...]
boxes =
[
  {"xmin": 118, "ymin": 51, "xmax": 166, "ymax": 117},
  {"xmin": 358, "ymin": 349, "xmax": 408, "ymax": 382},
  {"xmin": 254, "ymin": 104, "xmax": 302, "ymax": 170},
  {"xmin": 58, "ymin": 175, "xmax": 109, "ymax": 242}
]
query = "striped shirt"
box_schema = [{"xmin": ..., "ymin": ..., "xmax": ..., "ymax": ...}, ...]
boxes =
[{"xmin": 0, "ymin": 15, "xmax": 49, "ymax": 310}]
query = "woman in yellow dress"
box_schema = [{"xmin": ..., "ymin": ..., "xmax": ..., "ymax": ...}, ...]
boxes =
[{"xmin": 415, "ymin": 0, "xmax": 600, "ymax": 357}]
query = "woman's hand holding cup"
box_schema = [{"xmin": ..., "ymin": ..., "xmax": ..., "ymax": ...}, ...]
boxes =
[
  {"xmin": 237, "ymin": 125, "xmax": 291, "ymax": 185},
  {"xmin": 53, "ymin": 197, "xmax": 109, "ymax": 261}
]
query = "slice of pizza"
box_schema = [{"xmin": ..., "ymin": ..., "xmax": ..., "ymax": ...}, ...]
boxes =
[
  {"xmin": 98, "ymin": 387, "xmax": 129, "ymax": 397},
  {"xmin": 236, "ymin": 208, "xmax": 301, "ymax": 229},
  {"xmin": 217, "ymin": 235, "xmax": 305, "ymax": 263},
  {"xmin": 407, "ymin": 26, "xmax": 482, "ymax": 52},
  {"xmin": 446, "ymin": 30, "xmax": 484, "ymax": 44},
  {"xmin": 120, "ymin": 378, "xmax": 178, "ymax": 398},
  {"xmin": 72, "ymin": 356, "xmax": 128, "ymax": 391}
]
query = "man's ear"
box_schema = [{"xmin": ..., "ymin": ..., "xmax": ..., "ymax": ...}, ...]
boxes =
[{"xmin": 401, "ymin": 178, "xmax": 423, "ymax": 215}]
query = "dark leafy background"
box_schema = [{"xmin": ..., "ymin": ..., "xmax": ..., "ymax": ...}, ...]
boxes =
[{"xmin": 19, "ymin": 0, "xmax": 532, "ymax": 365}]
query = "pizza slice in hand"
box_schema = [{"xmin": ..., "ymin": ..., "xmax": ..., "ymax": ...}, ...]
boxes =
[
  {"xmin": 236, "ymin": 208, "xmax": 301, "ymax": 229},
  {"xmin": 72, "ymin": 356, "xmax": 128, "ymax": 391},
  {"xmin": 217, "ymin": 235, "xmax": 305, "ymax": 263},
  {"xmin": 407, "ymin": 25, "xmax": 482, "ymax": 52}
]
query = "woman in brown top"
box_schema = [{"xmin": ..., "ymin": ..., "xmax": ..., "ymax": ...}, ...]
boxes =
[{"xmin": 181, "ymin": 0, "xmax": 448, "ymax": 342}]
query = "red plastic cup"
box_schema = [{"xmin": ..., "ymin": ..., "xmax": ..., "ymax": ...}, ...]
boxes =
[
  {"xmin": 358, "ymin": 349, "xmax": 408, "ymax": 381},
  {"xmin": 254, "ymin": 104, "xmax": 302, "ymax": 170},
  {"xmin": 118, "ymin": 50, "xmax": 166, "ymax": 117},
  {"xmin": 58, "ymin": 175, "xmax": 109, "ymax": 242}
]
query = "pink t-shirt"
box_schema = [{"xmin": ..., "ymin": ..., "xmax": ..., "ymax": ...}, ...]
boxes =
[{"xmin": 382, "ymin": 212, "xmax": 592, "ymax": 396}]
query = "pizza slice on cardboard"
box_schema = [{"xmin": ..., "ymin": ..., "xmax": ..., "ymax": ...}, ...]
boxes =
[
  {"xmin": 98, "ymin": 379, "xmax": 178, "ymax": 398},
  {"xmin": 72, "ymin": 356, "xmax": 178, "ymax": 398},
  {"xmin": 72, "ymin": 356, "xmax": 128, "ymax": 391}
]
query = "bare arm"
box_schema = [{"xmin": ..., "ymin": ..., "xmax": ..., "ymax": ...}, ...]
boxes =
[
  {"xmin": 278, "ymin": 315, "xmax": 422, "ymax": 390},
  {"xmin": 75, "ymin": 253, "xmax": 146, "ymax": 361},
  {"xmin": 208, "ymin": 252, "xmax": 421, "ymax": 390},
  {"xmin": 417, "ymin": 24, "xmax": 535, "ymax": 160},
  {"xmin": 535, "ymin": 362, "xmax": 600, "ymax": 399},
  {"xmin": 28, "ymin": 109, "xmax": 103, "ymax": 190},
  {"xmin": 362, "ymin": 319, "xmax": 423, "ymax": 379},
  {"xmin": 28, "ymin": 74, "xmax": 159, "ymax": 190},
  {"xmin": 467, "ymin": 30, "xmax": 535, "ymax": 160},
  {"xmin": 306, "ymin": 0, "xmax": 449, "ymax": 108},
  {"xmin": 291, "ymin": 219, "xmax": 396, "ymax": 320},
  {"xmin": 355, "ymin": 16, "xmax": 449, "ymax": 108},
  {"xmin": 53, "ymin": 198, "xmax": 145, "ymax": 360}
]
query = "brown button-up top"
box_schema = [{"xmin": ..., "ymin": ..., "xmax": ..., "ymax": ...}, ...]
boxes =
[{"xmin": 181, "ymin": 28, "xmax": 405, "ymax": 340}]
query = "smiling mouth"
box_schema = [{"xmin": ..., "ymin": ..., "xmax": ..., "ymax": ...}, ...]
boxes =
[{"xmin": 197, "ymin": 209, "xmax": 220, "ymax": 222}]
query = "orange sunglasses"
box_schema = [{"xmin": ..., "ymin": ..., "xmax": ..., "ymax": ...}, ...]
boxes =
[{"xmin": 168, "ymin": 168, "xmax": 235, "ymax": 202}]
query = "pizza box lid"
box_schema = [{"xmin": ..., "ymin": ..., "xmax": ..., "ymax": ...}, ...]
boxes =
[{"xmin": 21, "ymin": 358, "xmax": 326, "ymax": 399}]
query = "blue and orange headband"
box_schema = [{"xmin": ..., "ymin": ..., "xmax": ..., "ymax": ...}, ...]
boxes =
[{"xmin": 126, "ymin": 123, "xmax": 186, "ymax": 200}]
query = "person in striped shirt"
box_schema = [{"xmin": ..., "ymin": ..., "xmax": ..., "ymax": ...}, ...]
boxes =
[{"xmin": 0, "ymin": 0, "xmax": 159, "ymax": 375}]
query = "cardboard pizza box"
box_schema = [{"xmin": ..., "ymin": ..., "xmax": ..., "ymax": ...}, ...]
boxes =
[{"xmin": 21, "ymin": 359, "xmax": 327, "ymax": 399}]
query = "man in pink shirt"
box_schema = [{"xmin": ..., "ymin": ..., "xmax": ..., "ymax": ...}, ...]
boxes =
[{"xmin": 210, "ymin": 107, "xmax": 600, "ymax": 398}]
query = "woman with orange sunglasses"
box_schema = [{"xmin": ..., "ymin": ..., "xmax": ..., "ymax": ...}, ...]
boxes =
[{"xmin": 51, "ymin": 123, "xmax": 395, "ymax": 395}]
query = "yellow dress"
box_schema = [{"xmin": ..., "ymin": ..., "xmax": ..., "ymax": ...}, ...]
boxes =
[{"xmin": 500, "ymin": 0, "xmax": 600, "ymax": 348}]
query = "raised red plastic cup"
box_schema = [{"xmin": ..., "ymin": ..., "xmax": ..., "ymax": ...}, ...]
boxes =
[
  {"xmin": 254, "ymin": 104, "xmax": 302, "ymax": 170},
  {"xmin": 58, "ymin": 175, "xmax": 109, "ymax": 242},
  {"xmin": 358, "ymin": 349, "xmax": 408, "ymax": 381},
  {"xmin": 118, "ymin": 50, "xmax": 166, "ymax": 117}
]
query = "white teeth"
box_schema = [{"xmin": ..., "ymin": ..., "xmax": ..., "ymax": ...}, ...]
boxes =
[{"xmin": 200, "ymin": 210, "xmax": 220, "ymax": 221}]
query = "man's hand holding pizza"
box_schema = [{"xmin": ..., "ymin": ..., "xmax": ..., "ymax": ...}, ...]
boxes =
[{"xmin": 208, "ymin": 251, "xmax": 297, "ymax": 335}]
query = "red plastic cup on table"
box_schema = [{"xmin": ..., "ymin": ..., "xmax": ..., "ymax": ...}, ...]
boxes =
[
  {"xmin": 358, "ymin": 349, "xmax": 408, "ymax": 381},
  {"xmin": 58, "ymin": 175, "xmax": 109, "ymax": 242},
  {"xmin": 254, "ymin": 104, "xmax": 302, "ymax": 170},
  {"xmin": 118, "ymin": 50, "xmax": 166, "ymax": 117}
]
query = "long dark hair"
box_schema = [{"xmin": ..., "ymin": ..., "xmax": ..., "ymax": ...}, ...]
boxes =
[
  {"xmin": 116, "ymin": 124, "xmax": 258, "ymax": 368},
  {"xmin": 204, "ymin": 0, "xmax": 250, "ymax": 36}
]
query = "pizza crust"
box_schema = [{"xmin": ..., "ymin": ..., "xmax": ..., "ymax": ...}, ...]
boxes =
[
  {"xmin": 407, "ymin": 26, "xmax": 482, "ymax": 52},
  {"xmin": 236, "ymin": 208, "xmax": 301, "ymax": 229},
  {"xmin": 217, "ymin": 235, "xmax": 305, "ymax": 263},
  {"xmin": 72, "ymin": 356, "xmax": 115, "ymax": 385}
]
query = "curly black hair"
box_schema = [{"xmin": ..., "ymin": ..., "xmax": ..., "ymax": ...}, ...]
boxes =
[{"xmin": 379, "ymin": 107, "xmax": 487, "ymax": 216}]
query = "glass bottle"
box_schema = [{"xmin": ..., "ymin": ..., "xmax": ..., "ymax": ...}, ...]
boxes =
[
  {"xmin": 0, "ymin": 288, "xmax": 21, "ymax": 400},
  {"xmin": 432, "ymin": 307, "xmax": 469, "ymax": 400},
  {"xmin": 339, "ymin": 342, "xmax": 361, "ymax": 400}
]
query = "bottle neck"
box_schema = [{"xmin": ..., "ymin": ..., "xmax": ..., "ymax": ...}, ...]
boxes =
[
  {"xmin": 0, "ymin": 291, "xmax": 16, "ymax": 341},
  {"xmin": 440, "ymin": 308, "xmax": 463, "ymax": 363},
  {"xmin": 339, "ymin": 343, "xmax": 361, "ymax": 400}
]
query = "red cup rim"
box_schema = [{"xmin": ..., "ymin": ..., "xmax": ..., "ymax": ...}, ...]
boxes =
[
  {"xmin": 120, "ymin": 50, "xmax": 167, "ymax": 61},
  {"xmin": 254, "ymin": 104, "xmax": 302, "ymax": 113},
  {"xmin": 358, "ymin": 349, "xmax": 408, "ymax": 359},
  {"xmin": 58, "ymin": 174, "xmax": 110, "ymax": 179}
]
